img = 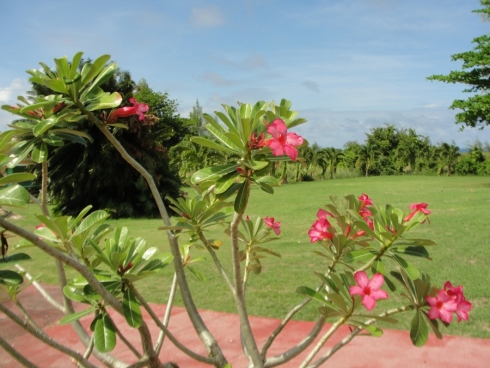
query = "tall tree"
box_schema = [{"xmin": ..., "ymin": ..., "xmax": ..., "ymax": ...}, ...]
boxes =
[
  {"xmin": 427, "ymin": 0, "xmax": 490, "ymax": 129},
  {"xmin": 437, "ymin": 142, "xmax": 460, "ymax": 176},
  {"xmin": 45, "ymin": 71, "xmax": 188, "ymax": 217}
]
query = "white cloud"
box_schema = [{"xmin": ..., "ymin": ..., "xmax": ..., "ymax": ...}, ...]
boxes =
[
  {"xmin": 190, "ymin": 6, "xmax": 225, "ymax": 27},
  {"xmin": 0, "ymin": 78, "xmax": 31, "ymax": 131},
  {"xmin": 0, "ymin": 79, "xmax": 30, "ymax": 103}
]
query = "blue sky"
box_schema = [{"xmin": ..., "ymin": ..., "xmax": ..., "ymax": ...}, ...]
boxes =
[{"xmin": 1, "ymin": 0, "xmax": 489, "ymax": 148}]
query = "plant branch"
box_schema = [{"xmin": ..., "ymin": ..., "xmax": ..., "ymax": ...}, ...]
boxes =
[
  {"xmin": 229, "ymin": 181, "xmax": 263, "ymax": 368},
  {"xmin": 78, "ymin": 104, "xmax": 227, "ymax": 367},
  {"xmin": 155, "ymin": 272, "xmax": 178, "ymax": 355},
  {"xmin": 198, "ymin": 231, "xmax": 235, "ymax": 294},
  {"xmin": 129, "ymin": 284, "xmax": 215, "ymax": 365},
  {"xmin": 307, "ymin": 305, "xmax": 413, "ymax": 368},
  {"xmin": 263, "ymin": 316, "xmax": 325, "ymax": 367},
  {"xmin": 0, "ymin": 334, "xmax": 38, "ymax": 368},
  {"xmin": 0, "ymin": 302, "xmax": 99, "ymax": 368},
  {"xmin": 14, "ymin": 264, "xmax": 64, "ymax": 313},
  {"xmin": 299, "ymin": 316, "xmax": 347, "ymax": 368}
]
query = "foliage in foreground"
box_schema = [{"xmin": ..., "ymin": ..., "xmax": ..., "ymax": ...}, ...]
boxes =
[{"xmin": 0, "ymin": 52, "xmax": 473, "ymax": 368}]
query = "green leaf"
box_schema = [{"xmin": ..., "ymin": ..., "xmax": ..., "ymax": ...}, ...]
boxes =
[
  {"xmin": 0, "ymin": 185, "xmax": 31, "ymax": 207},
  {"xmin": 410, "ymin": 311, "xmax": 429, "ymax": 347},
  {"xmin": 86, "ymin": 92, "xmax": 122, "ymax": 111},
  {"xmin": 392, "ymin": 246, "xmax": 431, "ymax": 260},
  {"xmin": 234, "ymin": 179, "xmax": 249, "ymax": 213},
  {"xmin": 59, "ymin": 307, "xmax": 96, "ymax": 325},
  {"xmin": 71, "ymin": 210, "xmax": 110, "ymax": 238},
  {"xmin": 251, "ymin": 177, "xmax": 274, "ymax": 194},
  {"xmin": 190, "ymin": 136, "xmax": 239, "ymax": 155},
  {"xmin": 94, "ymin": 313, "xmax": 116, "ymax": 352},
  {"xmin": 296, "ymin": 286, "xmax": 327, "ymax": 304},
  {"xmin": 122, "ymin": 288, "xmax": 142, "ymax": 328},
  {"xmin": 215, "ymin": 171, "xmax": 240, "ymax": 194},
  {"xmin": 33, "ymin": 116, "xmax": 59, "ymax": 137},
  {"xmin": 390, "ymin": 253, "xmax": 420, "ymax": 280},
  {"xmin": 318, "ymin": 305, "xmax": 343, "ymax": 319},
  {"xmin": 343, "ymin": 249, "xmax": 375, "ymax": 263},
  {"xmin": 80, "ymin": 55, "xmax": 112, "ymax": 89},
  {"xmin": 0, "ymin": 173, "xmax": 36, "ymax": 186},
  {"xmin": 0, "ymin": 270, "xmax": 24, "ymax": 285},
  {"xmin": 186, "ymin": 265, "xmax": 206, "ymax": 282},
  {"xmin": 255, "ymin": 175, "xmax": 280, "ymax": 187},
  {"xmin": 31, "ymin": 142, "xmax": 49, "ymax": 163},
  {"xmin": 327, "ymin": 293, "xmax": 348, "ymax": 312},
  {"xmin": 191, "ymin": 164, "xmax": 240, "ymax": 184},
  {"xmin": 0, "ymin": 253, "xmax": 32, "ymax": 265}
]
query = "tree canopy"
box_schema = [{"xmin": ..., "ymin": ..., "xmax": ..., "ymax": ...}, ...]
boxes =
[
  {"xmin": 41, "ymin": 69, "xmax": 189, "ymax": 217},
  {"xmin": 427, "ymin": 0, "xmax": 490, "ymax": 129}
]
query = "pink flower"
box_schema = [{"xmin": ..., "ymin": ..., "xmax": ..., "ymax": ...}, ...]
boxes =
[
  {"xmin": 349, "ymin": 271, "xmax": 388, "ymax": 311},
  {"xmin": 404, "ymin": 203, "xmax": 431, "ymax": 222},
  {"xmin": 264, "ymin": 216, "xmax": 281, "ymax": 235},
  {"xmin": 444, "ymin": 282, "xmax": 472, "ymax": 322},
  {"xmin": 358, "ymin": 193, "xmax": 373, "ymax": 207},
  {"xmin": 308, "ymin": 218, "xmax": 333, "ymax": 243},
  {"xmin": 426, "ymin": 289, "xmax": 458, "ymax": 323},
  {"xmin": 317, "ymin": 209, "xmax": 334, "ymax": 219},
  {"xmin": 265, "ymin": 119, "xmax": 304, "ymax": 161},
  {"xmin": 108, "ymin": 97, "xmax": 149, "ymax": 123}
]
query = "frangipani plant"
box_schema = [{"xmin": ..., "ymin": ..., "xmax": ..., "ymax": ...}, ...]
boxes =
[{"xmin": 0, "ymin": 52, "xmax": 471, "ymax": 368}]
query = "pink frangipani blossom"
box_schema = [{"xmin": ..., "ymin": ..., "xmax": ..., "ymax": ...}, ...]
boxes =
[
  {"xmin": 265, "ymin": 119, "xmax": 304, "ymax": 161},
  {"xmin": 264, "ymin": 216, "xmax": 281, "ymax": 235},
  {"xmin": 426, "ymin": 289, "xmax": 458, "ymax": 323},
  {"xmin": 108, "ymin": 97, "xmax": 149, "ymax": 123},
  {"xmin": 404, "ymin": 202, "xmax": 431, "ymax": 222},
  {"xmin": 444, "ymin": 282, "xmax": 472, "ymax": 322},
  {"xmin": 349, "ymin": 271, "xmax": 388, "ymax": 311}
]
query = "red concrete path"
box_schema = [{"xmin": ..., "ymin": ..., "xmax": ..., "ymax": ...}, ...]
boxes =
[{"xmin": 1, "ymin": 284, "xmax": 489, "ymax": 367}]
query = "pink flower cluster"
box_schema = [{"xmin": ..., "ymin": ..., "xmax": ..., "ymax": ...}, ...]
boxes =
[
  {"xmin": 264, "ymin": 119, "xmax": 304, "ymax": 161},
  {"xmin": 426, "ymin": 281, "xmax": 472, "ymax": 324},
  {"xmin": 349, "ymin": 271, "xmax": 388, "ymax": 311},
  {"xmin": 308, "ymin": 209, "xmax": 334, "ymax": 243},
  {"xmin": 264, "ymin": 217, "xmax": 281, "ymax": 235},
  {"xmin": 346, "ymin": 193, "xmax": 374, "ymax": 239},
  {"xmin": 108, "ymin": 97, "xmax": 149, "ymax": 123}
]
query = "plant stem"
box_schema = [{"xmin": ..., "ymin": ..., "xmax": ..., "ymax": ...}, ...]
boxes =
[
  {"xmin": 229, "ymin": 180, "xmax": 263, "ymax": 368},
  {"xmin": 130, "ymin": 284, "xmax": 215, "ymax": 365},
  {"xmin": 299, "ymin": 316, "xmax": 347, "ymax": 368},
  {"xmin": 198, "ymin": 231, "xmax": 235, "ymax": 294},
  {"xmin": 0, "ymin": 303, "xmax": 99, "ymax": 368},
  {"xmin": 78, "ymin": 104, "xmax": 227, "ymax": 367},
  {"xmin": 306, "ymin": 305, "xmax": 412, "ymax": 368},
  {"xmin": 155, "ymin": 272, "xmax": 178, "ymax": 355},
  {"xmin": 14, "ymin": 264, "xmax": 64, "ymax": 312},
  {"xmin": 0, "ymin": 335, "xmax": 38, "ymax": 368}
]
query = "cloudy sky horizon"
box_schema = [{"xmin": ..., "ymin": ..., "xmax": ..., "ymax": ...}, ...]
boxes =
[{"xmin": 1, "ymin": 0, "xmax": 489, "ymax": 149}]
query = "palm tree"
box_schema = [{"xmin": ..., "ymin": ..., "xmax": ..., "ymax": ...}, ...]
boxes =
[
  {"xmin": 356, "ymin": 144, "xmax": 377, "ymax": 177},
  {"xmin": 319, "ymin": 147, "xmax": 344, "ymax": 179},
  {"xmin": 438, "ymin": 142, "xmax": 460, "ymax": 176}
]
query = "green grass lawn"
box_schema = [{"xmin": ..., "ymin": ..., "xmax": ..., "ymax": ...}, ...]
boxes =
[{"xmin": 4, "ymin": 175, "xmax": 490, "ymax": 339}]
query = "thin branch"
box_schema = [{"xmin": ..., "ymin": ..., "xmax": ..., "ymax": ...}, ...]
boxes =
[
  {"xmin": 83, "ymin": 334, "xmax": 95, "ymax": 360},
  {"xmin": 0, "ymin": 335, "xmax": 38, "ymax": 368},
  {"xmin": 14, "ymin": 264, "xmax": 64, "ymax": 312},
  {"xmin": 78, "ymin": 104, "xmax": 227, "ymax": 367},
  {"xmin": 0, "ymin": 303, "xmax": 99, "ymax": 368},
  {"xmin": 230, "ymin": 194, "xmax": 263, "ymax": 367},
  {"xmin": 263, "ymin": 317, "xmax": 325, "ymax": 367},
  {"xmin": 155, "ymin": 272, "xmax": 178, "ymax": 355},
  {"xmin": 299, "ymin": 317, "xmax": 347, "ymax": 368},
  {"xmin": 198, "ymin": 231, "xmax": 235, "ymax": 294},
  {"xmin": 307, "ymin": 305, "xmax": 413, "ymax": 368},
  {"xmin": 130, "ymin": 284, "xmax": 215, "ymax": 365}
]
